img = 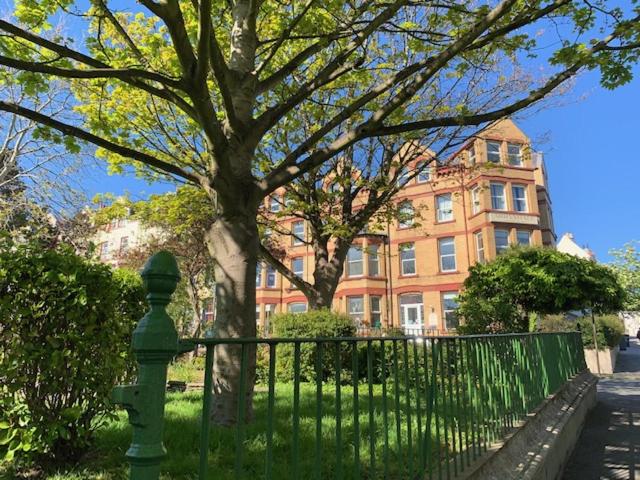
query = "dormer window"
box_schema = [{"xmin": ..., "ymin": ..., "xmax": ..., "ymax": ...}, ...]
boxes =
[
  {"xmin": 269, "ymin": 195, "xmax": 281, "ymax": 212},
  {"xmin": 507, "ymin": 143, "xmax": 522, "ymax": 166},
  {"xmin": 487, "ymin": 141, "xmax": 501, "ymax": 163},
  {"xmin": 416, "ymin": 161, "xmax": 430, "ymax": 183},
  {"xmin": 468, "ymin": 145, "xmax": 476, "ymax": 165}
]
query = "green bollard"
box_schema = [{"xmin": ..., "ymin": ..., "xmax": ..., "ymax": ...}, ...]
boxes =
[{"xmin": 112, "ymin": 251, "xmax": 181, "ymax": 480}]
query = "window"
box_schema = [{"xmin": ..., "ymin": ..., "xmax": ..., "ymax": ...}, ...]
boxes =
[
  {"xmin": 256, "ymin": 263, "xmax": 263, "ymax": 287},
  {"xmin": 400, "ymin": 243, "xmax": 416, "ymax": 275},
  {"xmin": 487, "ymin": 141, "xmax": 501, "ymax": 163},
  {"xmin": 468, "ymin": 144, "xmax": 476, "ymax": 165},
  {"xmin": 516, "ymin": 230, "xmax": 531, "ymax": 246},
  {"xmin": 347, "ymin": 296, "xmax": 365, "ymax": 326},
  {"xmin": 285, "ymin": 193, "xmax": 295, "ymax": 208},
  {"xmin": 442, "ymin": 292, "xmax": 459, "ymax": 330},
  {"xmin": 201, "ymin": 297, "xmax": 215, "ymax": 324},
  {"xmin": 474, "ymin": 231, "xmax": 485, "ymax": 263},
  {"xmin": 288, "ymin": 302, "xmax": 307, "ymax": 314},
  {"xmin": 512, "ymin": 185, "xmax": 528, "ymax": 212},
  {"xmin": 417, "ymin": 161, "xmax": 430, "ymax": 183},
  {"xmin": 495, "ymin": 229, "xmax": 509, "ymax": 255},
  {"xmin": 117, "ymin": 218, "xmax": 127, "ymax": 228},
  {"xmin": 292, "ymin": 257, "xmax": 304, "ymax": 278},
  {"xmin": 256, "ymin": 305, "xmax": 261, "ymax": 322},
  {"xmin": 119, "ymin": 236, "xmax": 129, "ymax": 254},
  {"xmin": 398, "ymin": 201, "xmax": 414, "ymax": 228},
  {"xmin": 490, "ymin": 183, "xmax": 506, "ymax": 210},
  {"xmin": 266, "ymin": 265, "xmax": 277, "ymax": 288},
  {"xmin": 438, "ymin": 237, "xmax": 457, "ymax": 272},
  {"xmin": 99, "ymin": 241, "xmax": 109, "ymax": 258},
  {"xmin": 292, "ymin": 221, "xmax": 304, "ymax": 245},
  {"xmin": 471, "ymin": 186, "xmax": 481, "ymax": 214},
  {"xmin": 507, "ymin": 143, "xmax": 522, "ymax": 166},
  {"xmin": 347, "ymin": 246, "xmax": 364, "ymax": 277},
  {"xmin": 368, "ymin": 245, "xmax": 380, "ymax": 276},
  {"xmin": 370, "ymin": 296, "xmax": 382, "ymax": 328},
  {"xmin": 436, "ymin": 193, "xmax": 453, "ymax": 222},
  {"xmin": 269, "ymin": 195, "xmax": 281, "ymax": 212},
  {"xmin": 397, "ymin": 166, "xmax": 411, "ymax": 186}
]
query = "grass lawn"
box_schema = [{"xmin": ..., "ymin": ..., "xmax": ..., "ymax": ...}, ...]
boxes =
[{"xmin": 2, "ymin": 379, "xmax": 472, "ymax": 480}]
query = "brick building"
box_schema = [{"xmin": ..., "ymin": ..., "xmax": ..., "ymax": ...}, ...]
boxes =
[{"xmin": 255, "ymin": 119, "xmax": 556, "ymax": 334}]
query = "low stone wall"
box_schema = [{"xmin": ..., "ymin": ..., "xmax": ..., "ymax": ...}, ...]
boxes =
[
  {"xmin": 455, "ymin": 371, "xmax": 597, "ymax": 480},
  {"xmin": 584, "ymin": 347, "xmax": 619, "ymax": 375}
]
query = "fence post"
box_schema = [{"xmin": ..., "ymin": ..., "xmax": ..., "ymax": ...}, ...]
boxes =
[{"xmin": 112, "ymin": 251, "xmax": 181, "ymax": 480}]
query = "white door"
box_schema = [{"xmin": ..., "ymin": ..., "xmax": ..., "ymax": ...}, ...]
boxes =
[{"xmin": 401, "ymin": 303, "xmax": 423, "ymax": 335}]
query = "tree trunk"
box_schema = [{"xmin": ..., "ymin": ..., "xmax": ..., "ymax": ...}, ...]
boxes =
[
  {"xmin": 206, "ymin": 208, "xmax": 258, "ymax": 426},
  {"xmin": 307, "ymin": 238, "xmax": 348, "ymax": 310}
]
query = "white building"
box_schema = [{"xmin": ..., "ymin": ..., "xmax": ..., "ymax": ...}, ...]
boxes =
[{"xmin": 556, "ymin": 233, "xmax": 596, "ymax": 261}]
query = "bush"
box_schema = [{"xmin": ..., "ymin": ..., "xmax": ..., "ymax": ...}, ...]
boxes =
[
  {"xmin": 0, "ymin": 239, "xmax": 145, "ymax": 466},
  {"xmin": 270, "ymin": 310, "xmax": 355, "ymax": 382},
  {"xmin": 538, "ymin": 314, "xmax": 577, "ymax": 333},
  {"xmin": 578, "ymin": 314, "xmax": 625, "ymax": 350}
]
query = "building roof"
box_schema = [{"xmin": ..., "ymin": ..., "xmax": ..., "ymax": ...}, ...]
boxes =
[{"xmin": 556, "ymin": 233, "xmax": 596, "ymax": 261}]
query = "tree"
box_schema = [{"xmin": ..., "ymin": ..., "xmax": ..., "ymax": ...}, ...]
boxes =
[
  {"xmin": 93, "ymin": 187, "xmax": 215, "ymax": 339},
  {"xmin": 610, "ymin": 241, "xmax": 640, "ymax": 311},
  {"xmin": 456, "ymin": 247, "xmax": 625, "ymax": 334},
  {"xmin": 1, "ymin": 1, "xmax": 638, "ymax": 424}
]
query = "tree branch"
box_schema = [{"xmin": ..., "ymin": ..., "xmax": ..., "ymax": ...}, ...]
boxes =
[
  {"xmin": 258, "ymin": 243, "xmax": 313, "ymax": 293},
  {"xmin": 0, "ymin": 100, "xmax": 202, "ymax": 184}
]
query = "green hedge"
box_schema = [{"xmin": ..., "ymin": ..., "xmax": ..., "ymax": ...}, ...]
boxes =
[
  {"xmin": 0, "ymin": 239, "xmax": 145, "ymax": 466},
  {"xmin": 578, "ymin": 314, "xmax": 625, "ymax": 350}
]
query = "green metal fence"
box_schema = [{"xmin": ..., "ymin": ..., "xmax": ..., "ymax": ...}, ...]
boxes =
[{"xmin": 113, "ymin": 253, "xmax": 587, "ymax": 480}]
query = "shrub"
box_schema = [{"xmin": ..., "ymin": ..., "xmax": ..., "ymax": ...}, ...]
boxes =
[
  {"xmin": 270, "ymin": 310, "xmax": 355, "ymax": 382},
  {"xmin": 0, "ymin": 239, "xmax": 145, "ymax": 466},
  {"xmin": 538, "ymin": 314, "xmax": 577, "ymax": 333},
  {"xmin": 578, "ymin": 314, "xmax": 625, "ymax": 350}
]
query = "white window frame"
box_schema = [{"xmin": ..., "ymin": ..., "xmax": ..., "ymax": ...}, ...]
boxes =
[
  {"xmin": 512, "ymin": 185, "xmax": 528, "ymax": 212},
  {"xmin": 292, "ymin": 257, "xmax": 304, "ymax": 278},
  {"xmin": 368, "ymin": 245, "xmax": 380, "ymax": 276},
  {"xmin": 436, "ymin": 193, "xmax": 453, "ymax": 222},
  {"xmin": 490, "ymin": 183, "xmax": 507, "ymax": 210},
  {"xmin": 438, "ymin": 237, "xmax": 457, "ymax": 272},
  {"xmin": 397, "ymin": 166, "xmax": 411, "ymax": 186},
  {"xmin": 347, "ymin": 246, "xmax": 364, "ymax": 277},
  {"xmin": 495, "ymin": 229, "xmax": 510, "ymax": 255},
  {"xmin": 417, "ymin": 161, "xmax": 430, "ymax": 183},
  {"xmin": 266, "ymin": 264, "xmax": 277, "ymax": 288},
  {"xmin": 468, "ymin": 144, "xmax": 476, "ymax": 165},
  {"xmin": 370, "ymin": 296, "xmax": 382, "ymax": 328},
  {"xmin": 516, "ymin": 230, "xmax": 531, "ymax": 246},
  {"xmin": 398, "ymin": 200, "xmax": 414, "ymax": 228},
  {"xmin": 100, "ymin": 241, "xmax": 109, "ymax": 258},
  {"xmin": 507, "ymin": 143, "xmax": 523, "ymax": 166},
  {"xmin": 119, "ymin": 236, "xmax": 129, "ymax": 254},
  {"xmin": 256, "ymin": 263, "xmax": 263, "ymax": 287},
  {"xmin": 442, "ymin": 292, "xmax": 459, "ymax": 330},
  {"xmin": 474, "ymin": 231, "xmax": 485, "ymax": 263},
  {"xmin": 269, "ymin": 195, "xmax": 281, "ymax": 212},
  {"xmin": 347, "ymin": 296, "xmax": 365, "ymax": 326},
  {"xmin": 288, "ymin": 302, "xmax": 307, "ymax": 314},
  {"xmin": 400, "ymin": 243, "xmax": 416, "ymax": 276},
  {"xmin": 471, "ymin": 186, "xmax": 481, "ymax": 214},
  {"xmin": 487, "ymin": 141, "xmax": 501, "ymax": 163},
  {"xmin": 291, "ymin": 220, "xmax": 304, "ymax": 245}
]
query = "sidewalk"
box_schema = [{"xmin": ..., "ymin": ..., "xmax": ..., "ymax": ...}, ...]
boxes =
[{"xmin": 562, "ymin": 338, "xmax": 640, "ymax": 479}]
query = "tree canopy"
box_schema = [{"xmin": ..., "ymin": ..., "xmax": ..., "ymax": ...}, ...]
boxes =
[
  {"xmin": 610, "ymin": 241, "xmax": 640, "ymax": 311},
  {"xmin": 457, "ymin": 247, "xmax": 625, "ymax": 334}
]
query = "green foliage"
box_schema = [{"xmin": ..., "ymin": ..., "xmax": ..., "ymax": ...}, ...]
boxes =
[
  {"xmin": 0, "ymin": 238, "xmax": 145, "ymax": 466},
  {"xmin": 538, "ymin": 314, "xmax": 576, "ymax": 333},
  {"xmin": 610, "ymin": 241, "xmax": 640, "ymax": 311},
  {"xmin": 457, "ymin": 247, "xmax": 625, "ymax": 335},
  {"xmin": 578, "ymin": 315, "xmax": 625, "ymax": 350},
  {"xmin": 270, "ymin": 310, "xmax": 355, "ymax": 382}
]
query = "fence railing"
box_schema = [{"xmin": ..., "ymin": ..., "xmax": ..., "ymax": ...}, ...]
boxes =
[{"xmin": 113, "ymin": 252, "xmax": 588, "ymax": 480}]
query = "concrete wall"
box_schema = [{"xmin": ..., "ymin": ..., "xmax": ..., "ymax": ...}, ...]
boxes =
[
  {"xmin": 584, "ymin": 347, "xmax": 619, "ymax": 375},
  {"xmin": 455, "ymin": 372, "xmax": 597, "ymax": 480}
]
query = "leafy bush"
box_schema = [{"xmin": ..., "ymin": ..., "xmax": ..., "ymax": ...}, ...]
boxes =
[
  {"xmin": 538, "ymin": 314, "xmax": 577, "ymax": 333},
  {"xmin": 270, "ymin": 310, "xmax": 355, "ymax": 382},
  {"xmin": 0, "ymin": 239, "xmax": 145, "ymax": 466},
  {"xmin": 578, "ymin": 315, "xmax": 625, "ymax": 350}
]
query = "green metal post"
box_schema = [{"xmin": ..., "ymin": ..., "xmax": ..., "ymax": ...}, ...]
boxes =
[{"xmin": 112, "ymin": 251, "xmax": 181, "ymax": 480}]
